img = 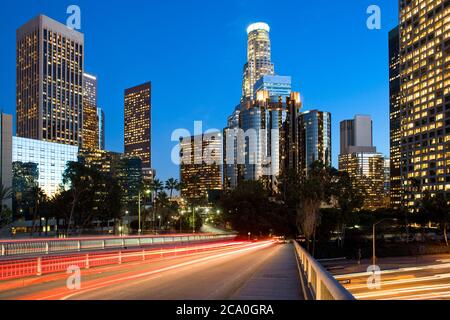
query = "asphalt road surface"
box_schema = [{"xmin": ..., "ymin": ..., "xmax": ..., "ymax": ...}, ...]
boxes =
[
  {"xmin": 329, "ymin": 255, "xmax": 450, "ymax": 300},
  {"xmin": 0, "ymin": 241, "xmax": 303, "ymax": 300}
]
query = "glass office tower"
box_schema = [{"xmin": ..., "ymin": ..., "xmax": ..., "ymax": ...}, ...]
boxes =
[
  {"xmin": 398, "ymin": 0, "xmax": 449, "ymax": 208},
  {"xmin": 339, "ymin": 152, "xmax": 385, "ymax": 210},
  {"xmin": 16, "ymin": 15, "xmax": 84, "ymax": 146},
  {"xmin": 97, "ymin": 108, "xmax": 105, "ymax": 150},
  {"xmin": 12, "ymin": 137, "xmax": 79, "ymax": 197},
  {"xmin": 180, "ymin": 133, "xmax": 223, "ymax": 203},
  {"xmin": 124, "ymin": 82, "xmax": 152, "ymax": 171},
  {"xmin": 298, "ymin": 110, "xmax": 332, "ymax": 173},
  {"xmin": 82, "ymin": 73, "xmax": 99, "ymax": 150},
  {"xmin": 389, "ymin": 26, "xmax": 402, "ymax": 209}
]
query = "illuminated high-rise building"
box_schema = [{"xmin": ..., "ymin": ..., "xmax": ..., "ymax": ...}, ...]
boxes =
[
  {"xmin": 12, "ymin": 137, "xmax": 78, "ymax": 197},
  {"xmin": 384, "ymin": 157, "xmax": 391, "ymax": 207},
  {"xmin": 298, "ymin": 110, "xmax": 332, "ymax": 173},
  {"xmin": 16, "ymin": 15, "xmax": 84, "ymax": 146},
  {"xmin": 223, "ymin": 108, "xmax": 242, "ymax": 190},
  {"xmin": 239, "ymin": 90, "xmax": 301, "ymax": 190},
  {"xmin": 398, "ymin": 0, "xmax": 449, "ymax": 207},
  {"xmin": 124, "ymin": 82, "xmax": 152, "ymax": 171},
  {"xmin": 242, "ymin": 22, "xmax": 275, "ymax": 101},
  {"xmin": 339, "ymin": 115, "xmax": 385, "ymax": 209},
  {"xmin": 339, "ymin": 152, "xmax": 385, "ymax": 210},
  {"xmin": 82, "ymin": 73, "xmax": 99, "ymax": 150},
  {"xmin": 78, "ymin": 148, "xmax": 122, "ymax": 175},
  {"xmin": 389, "ymin": 26, "xmax": 402, "ymax": 209},
  {"xmin": 180, "ymin": 133, "xmax": 223, "ymax": 203},
  {"xmin": 97, "ymin": 108, "xmax": 105, "ymax": 150}
]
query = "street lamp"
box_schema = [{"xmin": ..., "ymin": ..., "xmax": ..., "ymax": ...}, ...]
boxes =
[
  {"xmin": 372, "ymin": 218, "xmax": 398, "ymax": 266},
  {"xmin": 192, "ymin": 207, "xmax": 199, "ymax": 234},
  {"xmin": 138, "ymin": 191, "xmax": 142, "ymax": 235},
  {"xmin": 179, "ymin": 210, "xmax": 185, "ymax": 233}
]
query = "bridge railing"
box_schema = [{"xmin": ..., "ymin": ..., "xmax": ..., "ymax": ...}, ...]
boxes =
[
  {"xmin": 0, "ymin": 240, "xmax": 241, "ymax": 281},
  {"xmin": 0, "ymin": 234, "xmax": 236, "ymax": 258},
  {"xmin": 293, "ymin": 241, "xmax": 355, "ymax": 300}
]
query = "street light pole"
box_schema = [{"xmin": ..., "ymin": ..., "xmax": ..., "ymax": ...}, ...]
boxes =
[
  {"xmin": 192, "ymin": 206, "xmax": 195, "ymax": 234},
  {"xmin": 372, "ymin": 223, "xmax": 376, "ymax": 266},
  {"xmin": 179, "ymin": 211, "xmax": 184, "ymax": 234},
  {"xmin": 138, "ymin": 191, "xmax": 142, "ymax": 235},
  {"xmin": 372, "ymin": 218, "xmax": 398, "ymax": 266}
]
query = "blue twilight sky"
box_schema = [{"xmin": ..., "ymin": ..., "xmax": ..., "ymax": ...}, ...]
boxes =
[{"xmin": 0, "ymin": 0, "xmax": 398, "ymax": 182}]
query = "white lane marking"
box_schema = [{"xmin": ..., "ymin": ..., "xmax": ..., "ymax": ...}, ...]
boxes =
[
  {"xmin": 382, "ymin": 290, "xmax": 450, "ymax": 300},
  {"xmin": 354, "ymin": 283, "xmax": 450, "ymax": 299},
  {"xmin": 335, "ymin": 262, "xmax": 450, "ymax": 279},
  {"xmin": 346, "ymin": 273, "xmax": 450, "ymax": 290}
]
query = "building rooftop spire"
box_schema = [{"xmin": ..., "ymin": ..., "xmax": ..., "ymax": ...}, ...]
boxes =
[{"xmin": 246, "ymin": 22, "xmax": 270, "ymax": 34}]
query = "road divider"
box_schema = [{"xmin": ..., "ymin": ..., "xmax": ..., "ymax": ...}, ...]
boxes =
[
  {"xmin": 0, "ymin": 240, "xmax": 241, "ymax": 281},
  {"xmin": 0, "ymin": 234, "xmax": 235, "ymax": 257}
]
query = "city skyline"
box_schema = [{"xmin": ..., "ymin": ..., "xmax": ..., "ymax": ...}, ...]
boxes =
[{"xmin": 0, "ymin": 0, "xmax": 398, "ymax": 182}]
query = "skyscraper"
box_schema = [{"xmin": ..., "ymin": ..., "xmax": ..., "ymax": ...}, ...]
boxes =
[
  {"xmin": 223, "ymin": 107, "xmax": 242, "ymax": 190},
  {"xmin": 242, "ymin": 22, "xmax": 275, "ymax": 101},
  {"xmin": 339, "ymin": 152, "xmax": 385, "ymax": 210},
  {"xmin": 384, "ymin": 158, "xmax": 391, "ymax": 207},
  {"xmin": 124, "ymin": 82, "xmax": 152, "ymax": 172},
  {"xmin": 340, "ymin": 115, "xmax": 376, "ymax": 154},
  {"xmin": 239, "ymin": 90, "xmax": 301, "ymax": 190},
  {"xmin": 180, "ymin": 133, "xmax": 223, "ymax": 203},
  {"xmin": 398, "ymin": 0, "xmax": 449, "ymax": 207},
  {"xmin": 16, "ymin": 15, "xmax": 84, "ymax": 146},
  {"xmin": 298, "ymin": 110, "xmax": 332, "ymax": 173},
  {"xmin": 339, "ymin": 115, "xmax": 386, "ymax": 210},
  {"xmin": 389, "ymin": 26, "xmax": 401, "ymax": 209},
  {"xmin": 82, "ymin": 73, "xmax": 99, "ymax": 150},
  {"xmin": 281, "ymin": 92, "xmax": 302, "ymax": 176},
  {"xmin": 225, "ymin": 23, "xmax": 303, "ymax": 190},
  {"xmin": 97, "ymin": 107, "xmax": 105, "ymax": 150}
]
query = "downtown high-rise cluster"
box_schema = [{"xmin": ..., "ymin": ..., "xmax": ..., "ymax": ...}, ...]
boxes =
[
  {"xmin": 0, "ymin": 15, "xmax": 154, "ymax": 225},
  {"xmin": 180, "ymin": 22, "xmax": 333, "ymax": 203},
  {"xmin": 179, "ymin": 21, "xmax": 394, "ymax": 210}
]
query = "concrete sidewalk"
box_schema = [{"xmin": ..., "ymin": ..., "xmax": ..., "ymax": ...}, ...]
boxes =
[{"xmin": 231, "ymin": 243, "xmax": 304, "ymax": 300}]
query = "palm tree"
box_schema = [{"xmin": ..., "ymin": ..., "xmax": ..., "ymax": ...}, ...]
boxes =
[
  {"xmin": 29, "ymin": 186, "xmax": 47, "ymax": 237},
  {"xmin": 165, "ymin": 178, "xmax": 180, "ymax": 199},
  {"xmin": 148, "ymin": 179, "xmax": 164, "ymax": 233},
  {"xmin": 150, "ymin": 179, "xmax": 164, "ymax": 203}
]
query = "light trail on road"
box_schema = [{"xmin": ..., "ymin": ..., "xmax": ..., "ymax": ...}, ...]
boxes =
[
  {"xmin": 6, "ymin": 240, "xmax": 277, "ymax": 300},
  {"xmin": 332, "ymin": 257, "xmax": 450, "ymax": 300}
]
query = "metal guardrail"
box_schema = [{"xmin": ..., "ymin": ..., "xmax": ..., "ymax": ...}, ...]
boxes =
[
  {"xmin": 0, "ymin": 234, "xmax": 236, "ymax": 258},
  {"xmin": 293, "ymin": 241, "xmax": 355, "ymax": 300},
  {"xmin": 0, "ymin": 241, "xmax": 242, "ymax": 281}
]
